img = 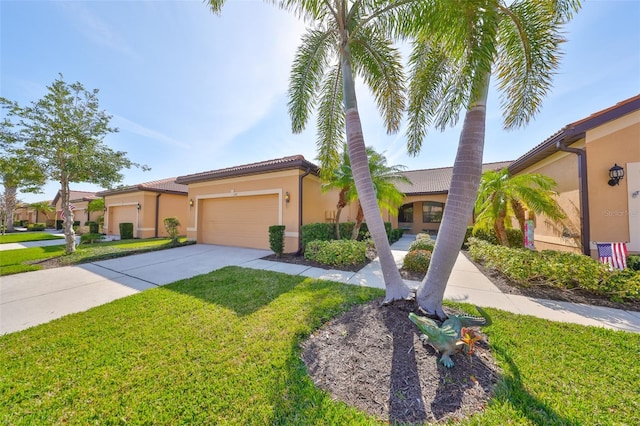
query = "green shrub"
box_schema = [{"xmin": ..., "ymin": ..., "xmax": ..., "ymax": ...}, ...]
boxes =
[
  {"xmin": 467, "ymin": 238, "xmax": 638, "ymax": 302},
  {"xmin": 268, "ymin": 225, "xmax": 286, "ymax": 257},
  {"xmin": 119, "ymin": 222, "xmax": 134, "ymax": 239},
  {"xmin": 627, "ymin": 255, "xmax": 640, "ymax": 272},
  {"xmin": 85, "ymin": 221, "xmax": 99, "ymax": 234},
  {"xmin": 403, "ymin": 249, "xmax": 432, "ymax": 274},
  {"xmin": 471, "ymin": 227, "xmax": 524, "ymax": 248},
  {"xmin": 390, "ymin": 228, "xmax": 404, "ymax": 243},
  {"xmin": 416, "ymin": 232, "xmax": 431, "ymax": 241},
  {"xmin": 304, "ymin": 239, "xmax": 367, "ymax": 267},
  {"xmin": 462, "ymin": 227, "xmax": 474, "ymax": 249},
  {"xmin": 409, "ymin": 238, "xmax": 435, "ymax": 252},
  {"xmin": 27, "ymin": 223, "xmax": 46, "ymax": 231},
  {"xmin": 301, "ymin": 223, "xmax": 335, "ymax": 248},
  {"xmin": 164, "ymin": 217, "xmax": 181, "ymax": 244},
  {"xmin": 80, "ymin": 233, "xmax": 104, "ymax": 244},
  {"xmin": 56, "ymin": 220, "xmax": 63, "ymax": 230},
  {"xmin": 472, "ymin": 228, "xmax": 499, "ymax": 245}
]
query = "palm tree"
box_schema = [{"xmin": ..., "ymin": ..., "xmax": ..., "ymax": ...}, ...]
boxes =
[
  {"xmin": 322, "ymin": 144, "xmax": 410, "ymax": 240},
  {"xmin": 207, "ymin": 0, "xmax": 422, "ymax": 302},
  {"xmin": 474, "ymin": 168, "xmax": 565, "ymax": 246},
  {"xmin": 406, "ymin": 0, "xmax": 581, "ymax": 319},
  {"xmin": 28, "ymin": 201, "xmax": 55, "ymax": 224}
]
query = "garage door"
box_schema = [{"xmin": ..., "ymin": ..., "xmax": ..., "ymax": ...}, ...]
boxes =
[
  {"xmin": 109, "ymin": 206, "xmax": 137, "ymax": 236},
  {"xmin": 199, "ymin": 195, "xmax": 279, "ymax": 249}
]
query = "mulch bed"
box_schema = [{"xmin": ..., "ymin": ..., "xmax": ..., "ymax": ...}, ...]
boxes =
[
  {"xmin": 261, "ymin": 252, "xmax": 371, "ymax": 272},
  {"xmin": 302, "ymin": 299, "xmax": 500, "ymax": 424}
]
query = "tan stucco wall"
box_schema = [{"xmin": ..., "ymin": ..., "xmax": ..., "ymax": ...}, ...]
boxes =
[
  {"xmin": 104, "ymin": 191, "xmax": 187, "ymax": 239},
  {"xmin": 585, "ymin": 110, "xmax": 640, "ymax": 255}
]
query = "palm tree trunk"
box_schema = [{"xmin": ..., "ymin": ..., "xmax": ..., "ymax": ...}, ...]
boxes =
[
  {"xmin": 351, "ymin": 202, "xmax": 364, "ymax": 240},
  {"xmin": 494, "ymin": 209, "xmax": 509, "ymax": 246},
  {"xmin": 341, "ymin": 48, "xmax": 411, "ymax": 302},
  {"xmin": 512, "ymin": 200, "xmax": 526, "ymax": 233},
  {"xmin": 416, "ymin": 72, "xmax": 491, "ymax": 319},
  {"xmin": 335, "ymin": 187, "xmax": 348, "ymax": 239}
]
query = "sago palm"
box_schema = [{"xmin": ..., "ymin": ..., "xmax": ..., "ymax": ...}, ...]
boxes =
[
  {"xmin": 474, "ymin": 168, "xmax": 565, "ymax": 246},
  {"xmin": 207, "ymin": 0, "xmax": 424, "ymax": 302},
  {"xmin": 28, "ymin": 201, "xmax": 55, "ymax": 224},
  {"xmin": 405, "ymin": 0, "xmax": 581, "ymax": 318}
]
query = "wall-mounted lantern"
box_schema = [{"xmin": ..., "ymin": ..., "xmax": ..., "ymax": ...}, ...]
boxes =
[
  {"xmin": 137, "ymin": 202, "xmax": 141, "ymax": 210},
  {"xmin": 608, "ymin": 163, "xmax": 624, "ymax": 186},
  {"xmin": 189, "ymin": 199, "xmax": 194, "ymax": 207},
  {"xmin": 284, "ymin": 192, "xmax": 290, "ymax": 203}
]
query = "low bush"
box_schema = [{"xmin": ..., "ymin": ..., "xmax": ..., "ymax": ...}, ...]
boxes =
[
  {"xmin": 85, "ymin": 221, "xmax": 99, "ymax": 234},
  {"xmin": 80, "ymin": 233, "xmax": 104, "ymax": 244},
  {"xmin": 163, "ymin": 217, "xmax": 181, "ymax": 244},
  {"xmin": 468, "ymin": 238, "xmax": 639, "ymax": 302},
  {"xmin": 27, "ymin": 223, "xmax": 46, "ymax": 231},
  {"xmin": 403, "ymin": 249, "xmax": 432, "ymax": 274},
  {"xmin": 470, "ymin": 227, "xmax": 524, "ymax": 248},
  {"xmin": 268, "ymin": 225, "xmax": 286, "ymax": 257},
  {"xmin": 56, "ymin": 220, "xmax": 63, "ymax": 230},
  {"xmin": 390, "ymin": 228, "xmax": 404, "ymax": 243},
  {"xmin": 416, "ymin": 232, "xmax": 432, "ymax": 241},
  {"xmin": 627, "ymin": 255, "xmax": 640, "ymax": 272},
  {"xmin": 409, "ymin": 238, "xmax": 435, "ymax": 252},
  {"xmin": 301, "ymin": 221, "xmax": 401, "ymax": 248},
  {"xmin": 119, "ymin": 223, "xmax": 134, "ymax": 239},
  {"xmin": 304, "ymin": 239, "xmax": 367, "ymax": 267},
  {"xmin": 301, "ymin": 223, "xmax": 336, "ymax": 248}
]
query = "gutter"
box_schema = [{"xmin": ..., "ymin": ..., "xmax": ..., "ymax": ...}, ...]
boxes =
[
  {"xmin": 154, "ymin": 193, "xmax": 162, "ymax": 238},
  {"xmin": 556, "ymin": 138, "xmax": 591, "ymax": 255},
  {"xmin": 297, "ymin": 167, "xmax": 313, "ymax": 254}
]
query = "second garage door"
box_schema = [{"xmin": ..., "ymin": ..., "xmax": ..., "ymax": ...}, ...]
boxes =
[{"xmin": 199, "ymin": 194, "xmax": 279, "ymax": 249}]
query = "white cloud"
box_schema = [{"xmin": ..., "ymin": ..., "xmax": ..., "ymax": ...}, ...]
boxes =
[{"xmin": 112, "ymin": 115, "xmax": 188, "ymax": 149}]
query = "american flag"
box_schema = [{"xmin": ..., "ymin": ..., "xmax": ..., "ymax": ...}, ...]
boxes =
[
  {"xmin": 60, "ymin": 204, "xmax": 75, "ymax": 220},
  {"xmin": 597, "ymin": 242, "xmax": 628, "ymax": 270}
]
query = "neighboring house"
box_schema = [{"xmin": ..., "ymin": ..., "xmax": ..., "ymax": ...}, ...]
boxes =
[
  {"xmin": 391, "ymin": 161, "xmax": 513, "ymax": 236},
  {"xmin": 13, "ymin": 203, "xmax": 34, "ymax": 224},
  {"xmin": 52, "ymin": 190, "xmax": 101, "ymax": 225},
  {"xmin": 98, "ymin": 178, "xmax": 188, "ymax": 239},
  {"xmin": 508, "ymin": 94, "xmax": 640, "ymax": 257},
  {"xmin": 176, "ymin": 155, "xmax": 357, "ymax": 252}
]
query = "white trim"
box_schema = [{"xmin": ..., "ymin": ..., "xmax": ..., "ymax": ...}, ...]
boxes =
[
  {"xmin": 138, "ymin": 228, "xmax": 155, "ymax": 231},
  {"xmin": 284, "ymin": 231, "xmax": 299, "ymax": 237},
  {"xmin": 194, "ymin": 189, "xmax": 283, "ymax": 234},
  {"xmin": 187, "ymin": 227, "xmax": 197, "ymax": 232}
]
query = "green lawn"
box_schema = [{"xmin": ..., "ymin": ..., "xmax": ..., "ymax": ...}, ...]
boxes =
[
  {"xmin": 0, "ymin": 232, "xmax": 63, "ymax": 244},
  {"xmin": 1, "ymin": 267, "xmax": 638, "ymax": 425},
  {"xmin": 0, "ymin": 238, "xmax": 191, "ymax": 276}
]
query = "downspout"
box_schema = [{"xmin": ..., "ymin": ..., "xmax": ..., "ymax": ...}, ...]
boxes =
[
  {"xmin": 556, "ymin": 140, "xmax": 590, "ymax": 255},
  {"xmin": 154, "ymin": 193, "xmax": 162, "ymax": 238},
  {"xmin": 297, "ymin": 168, "xmax": 313, "ymax": 254}
]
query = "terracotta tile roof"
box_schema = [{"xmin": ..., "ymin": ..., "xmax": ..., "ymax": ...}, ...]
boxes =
[
  {"xmin": 176, "ymin": 155, "xmax": 319, "ymax": 184},
  {"xmin": 52, "ymin": 190, "xmax": 98, "ymax": 205},
  {"xmin": 397, "ymin": 161, "xmax": 513, "ymax": 195},
  {"xmin": 97, "ymin": 177, "xmax": 187, "ymax": 196},
  {"xmin": 509, "ymin": 94, "xmax": 640, "ymax": 175}
]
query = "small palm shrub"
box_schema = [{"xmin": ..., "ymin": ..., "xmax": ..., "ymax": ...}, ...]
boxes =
[
  {"xmin": 163, "ymin": 217, "xmax": 181, "ymax": 245},
  {"xmin": 403, "ymin": 249, "xmax": 431, "ymax": 274},
  {"xmin": 304, "ymin": 239, "xmax": 367, "ymax": 267},
  {"xmin": 80, "ymin": 233, "xmax": 104, "ymax": 244}
]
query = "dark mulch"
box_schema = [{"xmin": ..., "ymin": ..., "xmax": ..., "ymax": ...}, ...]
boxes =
[
  {"xmin": 261, "ymin": 252, "xmax": 371, "ymax": 272},
  {"xmin": 302, "ymin": 299, "xmax": 500, "ymax": 424}
]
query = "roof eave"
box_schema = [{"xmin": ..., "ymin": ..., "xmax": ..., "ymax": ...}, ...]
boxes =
[{"xmin": 176, "ymin": 159, "xmax": 319, "ymax": 185}]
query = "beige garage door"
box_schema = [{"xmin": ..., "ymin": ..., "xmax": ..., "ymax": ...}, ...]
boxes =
[
  {"xmin": 109, "ymin": 206, "xmax": 137, "ymax": 236},
  {"xmin": 199, "ymin": 195, "xmax": 279, "ymax": 249}
]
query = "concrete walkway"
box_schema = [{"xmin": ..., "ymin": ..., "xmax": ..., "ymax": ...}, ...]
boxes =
[{"xmin": 1, "ymin": 235, "xmax": 639, "ymax": 335}]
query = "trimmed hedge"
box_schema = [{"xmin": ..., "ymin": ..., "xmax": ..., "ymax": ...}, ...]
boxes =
[
  {"xmin": 119, "ymin": 223, "xmax": 134, "ymax": 239},
  {"xmin": 80, "ymin": 233, "xmax": 104, "ymax": 244},
  {"xmin": 409, "ymin": 238, "xmax": 435, "ymax": 252},
  {"xmin": 403, "ymin": 249, "xmax": 431, "ymax": 274},
  {"xmin": 304, "ymin": 239, "xmax": 367, "ymax": 267},
  {"xmin": 627, "ymin": 255, "xmax": 640, "ymax": 272},
  {"xmin": 468, "ymin": 237, "xmax": 640, "ymax": 302},
  {"xmin": 85, "ymin": 221, "xmax": 99, "ymax": 234},
  {"xmin": 27, "ymin": 223, "xmax": 46, "ymax": 231},
  {"xmin": 268, "ymin": 225, "xmax": 286, "ymax": 257},
  {"xmin": 300, "ymin": 221, "xmax": 401, "ymax": 250},
  {"xmin": 462, "ymin": 226, "xmax": 524, "ymax": 249}
]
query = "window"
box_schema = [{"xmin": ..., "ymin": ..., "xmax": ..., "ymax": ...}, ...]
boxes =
[
  {"xmin": 398, "ymin": 203, "xmax": 414, "ymax": 223},
  {"xmin": 422, "ymin": 201, "xmax": 444, "ymax": 223}
]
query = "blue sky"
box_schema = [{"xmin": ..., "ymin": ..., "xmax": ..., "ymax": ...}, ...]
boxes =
[{"xmin": 2, "ymin": 0, "xmax": 639, "ymax": 204}]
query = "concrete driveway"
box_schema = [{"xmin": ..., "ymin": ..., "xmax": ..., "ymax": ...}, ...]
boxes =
[{"xmin": 0, "ymin": 244, "xmax": 270, "ymax": 335}]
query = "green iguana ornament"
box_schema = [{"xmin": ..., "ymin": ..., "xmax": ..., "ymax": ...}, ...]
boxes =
[{"xmin": 409, "ymin": 306, "xmax": 492, "ymax": 368}]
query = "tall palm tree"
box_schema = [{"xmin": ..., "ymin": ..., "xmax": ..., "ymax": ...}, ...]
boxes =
[
  {"xmin": 405, "ymin": 0, "xmax": 581, "ymax": 319},
  {"xmin": 208, "ymin": 0, "xmax": 423, "ymax": 302},
  {"xmin": 474, "ymin": 168, "xmax": 565, "ymax": 246},
  {"xmin": 322, "ymin": 144, "xmax": 410, "ymax": 240}
]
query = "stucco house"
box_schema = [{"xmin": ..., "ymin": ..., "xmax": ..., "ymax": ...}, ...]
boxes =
[
  {"xmin": 175, "ymin": 155, "xmax": 357, "ymax": 252},
  {"xmin": 52, "ymin": 190, "xmax": 101, "ymax": 225},
  {"xmin": 508, "ymin": 94, "xmax": 640, "ymax": 257},
  {"xmin": 98, "ymin": 178, "xmax": 188, "ymax": 239},
  {"xmin": 391, "ymin": 161, "xmax": 513, "ymax": 236}
]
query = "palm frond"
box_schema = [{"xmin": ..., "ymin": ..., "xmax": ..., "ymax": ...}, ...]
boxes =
[
  {"xmin": 316, "ymin": 63, "xmax": 345, "ymax": 175},
  {"xmin": 288, "ymin": 27, "xmax": 336, "ymax": 134},
  {"xmin": 349, "ymin": 26, "xmax": 405, "ymax": 134}
]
